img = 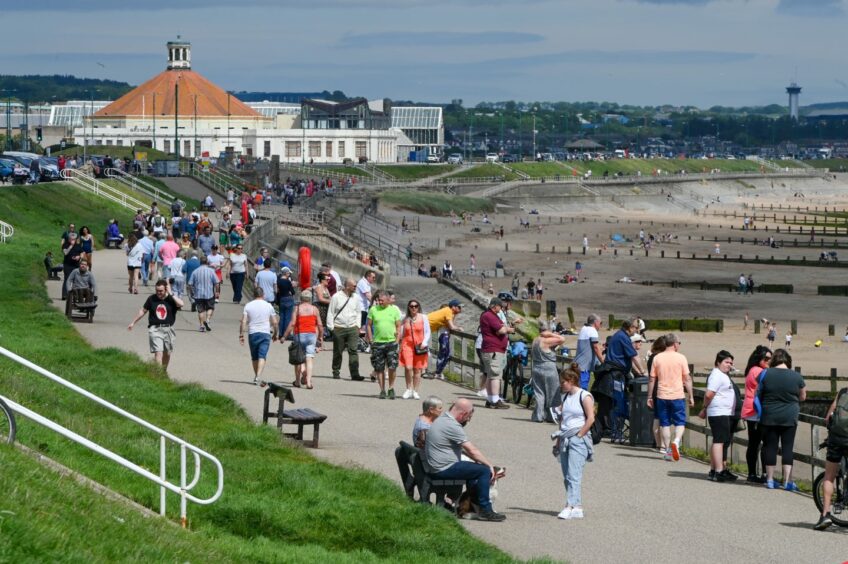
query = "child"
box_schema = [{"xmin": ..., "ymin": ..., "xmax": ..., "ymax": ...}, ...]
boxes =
[{"xmin": 785, "ymin": 332, "xmax": 792, "ymax": 348}]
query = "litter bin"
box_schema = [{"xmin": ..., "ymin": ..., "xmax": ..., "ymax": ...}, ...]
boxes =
[{"xmin": 628, "ymin": 377, "xmax": 654, "ymax": 446}]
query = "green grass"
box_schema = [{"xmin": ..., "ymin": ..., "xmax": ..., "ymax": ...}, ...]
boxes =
[
  {"xmin": 804, "ymin": 158, "xmax": 848, "ymax": 171},
  {"xmin": 0, "ymin": 184, "xmax": 511, "ymax": 562},
  {"xmin": 569, "ymin": 158, "xmax": 762, "ymax": 176},
  {"xmin": 379, "ymin": 190, "xmax": 494, "ymax": 215},
  {"xmin": 447, "ymin": 164, "xmax": 518, "ymax": 181},
  {"xmin": 54, "ymin": 145, "xmax": 170, "ymax": 161},
  {"xmin": 376, "ymin": 164, "xmax": 458, "ymax": 180},
  {"xmin": 509, "ymin": 162, "xmax": 573, "ymax": 178}
]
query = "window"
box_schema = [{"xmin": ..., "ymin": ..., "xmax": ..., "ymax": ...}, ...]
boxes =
[
  {"xmin": 105, "ymin": 139, "xmax": 113, "ymax": 146},
  {"xmin": 194, "ymin": 140, "xmax": 201, "ymax": 156},
  {"xmin": 285, "ymin": 141, "xmax": 301, "ymax": 158},
  {"xmin": 183, "ymin": 140, "xmax": 191, "ymax": 156},
  {"xmin": 309, "ymin": 141, "xmax": 321, "ymax": 157},
  {"xmin": 325, "ymin": 141, "xmax": 332, "ymax": 158},
  {"xmin": 338, "ymin": 141, "xmax": 345, "ymax": 157},
  {"xmin": 355, "ymin": 141, "xmax": 367, "ymax": 158},
  {"xmin": 117, "ymin": 140, "xmax": 124, "ymax": 146},
  {"xmin": 164, "ymin": 139, "xmax": 171, "ymax": 153},
  {"xmin": 264, "ymin": 140, "xmax": 271, "ymax": 158}
]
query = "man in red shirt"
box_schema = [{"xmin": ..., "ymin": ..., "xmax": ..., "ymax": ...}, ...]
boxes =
[{"xmin": 479, "ymin": 297, "xmax": 515, "ymax": 409}]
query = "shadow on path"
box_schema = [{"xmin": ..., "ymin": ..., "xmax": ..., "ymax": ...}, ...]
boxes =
[{"xmin": 508, "ymin": 507, "xmax": 560, "ymax": 518}]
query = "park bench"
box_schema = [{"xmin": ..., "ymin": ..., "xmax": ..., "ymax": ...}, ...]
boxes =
[
  {"xmin": 394, "ymin": 440, "xmax": 464, "ymax": 508},
  {"xmin": 261, "ymin": 381, "xmax": 327, "ymax": 447},
  {"xmin": 65, "ymin": 288, "xmax": 97, "ymax": 323}
]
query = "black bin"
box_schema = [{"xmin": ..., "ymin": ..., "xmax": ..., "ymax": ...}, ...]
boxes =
[{"xmin": 628, "ymin": 377, "xmax": 654, "ymax": 446}]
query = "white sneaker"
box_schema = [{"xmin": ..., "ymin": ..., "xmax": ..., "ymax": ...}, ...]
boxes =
[
  {"xmin": 412, "ymin": 391, "xmax": 421, "ymax": 400},
  {"xmin": 402, "ymin": 389, "xmax": 413, "ymax": 400},
  {"xmin": 570, "ymin": 507, "xmax": 584, "ymax": 519},
  {"xmin": 557, "ymin": 507, "xmax": 572, "ymax": 520},
  {"xmin": 476, "ymin": 389, "xmax": 487, "ymax": 398}
]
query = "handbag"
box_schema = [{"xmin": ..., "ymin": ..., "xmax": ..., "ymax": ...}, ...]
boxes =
[
  {"xmin": 409, "ymin": 317, "xmax": 429, "ymax": 355},
  {"xmin": 288, "ymin": 305, "xmax": 306, "ymax": 365}
]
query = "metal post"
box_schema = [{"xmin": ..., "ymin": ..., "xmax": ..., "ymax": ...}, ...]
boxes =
[
  {"xmin": 152, "ymin": 92, "xmax": 157, "ymax": 152},
  {"xmin": 160, "ymin": 436, "xmax": 167, "ymax": 516},
  {"xmin": 174, "ymin": 80, "xmax": 179, "ymax": 159},
  {"xmin": 2, "ymin": 89, "xmax": 15, "ymax": 151},
  {"xmin": 180, "ymin": 444, "xmax": 187, "ymax": 528},
  {"xmin": 193, "ymin": 94, "xmax": 198, "ymax": 159}
]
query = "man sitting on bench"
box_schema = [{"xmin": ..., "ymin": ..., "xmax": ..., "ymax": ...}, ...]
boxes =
[
  {"xmin": 422, "ymin": 398, "xmax": 506, "ymax": 522},
  {"xmin": 44, "ymin": 251, "xmax": 64, "ymax": 280}
]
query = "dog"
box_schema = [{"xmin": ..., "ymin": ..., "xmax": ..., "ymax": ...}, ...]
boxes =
[{"xmin": 455, "ymin": 466, "xmax": 506, "ymax": 519}]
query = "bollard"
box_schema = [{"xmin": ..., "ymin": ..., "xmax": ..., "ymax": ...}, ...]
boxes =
[
  {"xmin": 568, "ymin": 246, "xmax": 571, "ymax": 254},
  {"xmin": 630, "ymin": 249, "xmax": 633, "ymax": 256},
  {"xmin": 677, "ymin": 251, "xmax": 680, "ymax": 259},
  {"xmin": 599, "ymin": 249, "xmax": 602, "ymax": 256},
  {"xmin": 552, "ymin": 246, "xmax": 555, "ymax": 253},
  {"xmin": 505, "ymin": 242, "xmax": 509, "ymax": 252},
  {"xmin": 754, "ymin": 320, "xmax": 761, "ymax": 334},
  {"xmin": 791, "ymin": 320, "xmax": 797, "ymax": 335},
  {"xmin": 661, "ymin": 250, "xmax": 665, "ymax": 258},
  {"xmin": 831, "ymin": 369, "xmax": 838, "ymax": 394},
  {"xmin": 582, "ymin": 246, "xmax": 586, "ymax": 255},
  {"xmin": 536, "ymin": 243, "xmax": 539, "ymax": 253},
  {"xmin": 567, "ymin": 306, "xmax": 575, "ymax": 325},
  {"xmin": 829, "ymin": 324, "xmax": 835, "ymax": 336}
]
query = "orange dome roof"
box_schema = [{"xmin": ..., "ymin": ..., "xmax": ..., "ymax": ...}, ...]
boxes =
[{"xmin": 94, "ymin": 69, "xmax": 261, "ymax": 119}]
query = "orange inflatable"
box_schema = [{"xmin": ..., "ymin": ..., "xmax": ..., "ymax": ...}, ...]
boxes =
[{"xmin": 298, "ymin": 246, "xmax": 311, "ymax": 290}]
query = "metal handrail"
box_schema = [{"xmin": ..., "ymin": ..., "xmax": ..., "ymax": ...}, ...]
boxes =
[
  {"xmin": 104, "ymin": 168, "xmax": 175, "ymax": 205},
  {"xmin": 179, "ymin": 162, "xmax": 244, "ymax": 200},
  {"xmin": 0, "ymin": 345, "xmax": 224, "ymax": 527},
  {"xmin": 61, "ymin": 169, "xmax": 149, "ymax": 212},
  {"xmin": 0, "ymin": 219, "xmax": 13, "ymax": 243}
]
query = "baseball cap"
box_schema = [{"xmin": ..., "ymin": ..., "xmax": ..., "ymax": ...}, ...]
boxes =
[
  {"xmin": 448, "ymin": 299, "xmax": 462, "ymax": 308},
  {"xmin": 630, "ymin": 334, "xmax": 645, "ymax": 343},
  {"xmin": 280, "ymin": 266, "xmax": 292, "ymax": 274},
  {"xmin": 489, "ymin": 297, "xmax": 504, "ymax": 308}
]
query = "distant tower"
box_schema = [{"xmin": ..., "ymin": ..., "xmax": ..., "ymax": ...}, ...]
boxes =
[
  {"xmin": 786, "ymin": 82, "xmax": 802, "ymax": 120},
  {"xmin": 167, "ymin": 38, "xmax": 191, "ymax": 70}
]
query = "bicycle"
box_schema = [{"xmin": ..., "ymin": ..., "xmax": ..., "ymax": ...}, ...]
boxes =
[
  {"xmin": 0, "ymin": 396, "xmax": 17, "ymax": 445},
  {"xmin": 814, "ymin": 441, "xmax": 848, "ymax": 527}
]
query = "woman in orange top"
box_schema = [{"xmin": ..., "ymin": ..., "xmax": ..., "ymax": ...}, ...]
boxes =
[
  {"xmin": 398, "ymin": 300, "xmax": 431, "ymax": 400},
  {"xmin": 281, "ymin": 290, "xmax": 323, "ymax": 389}
]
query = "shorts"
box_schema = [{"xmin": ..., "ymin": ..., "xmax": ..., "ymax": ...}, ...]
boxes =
[
  {"xmin": 195, "ymin": 298, "xmax": 215, "ymax": 313},
  {"xmin": 826, "ymin": 439, "xmax": 848, "ymax": 463},
  {"xmin": 656, "ymin": 398, "xmax": 687, "ymax": 427},
  {"xmin": 248, "ymin": 332, "xmax": 272, "ymax": 361},
  {"xmin": 127, "ymin": 266, "xmax": 140, "ymax": 274},
  {"xmin": 370, "ymin": 341, "xmax": 399, "ymax": 372},
  {"xmin": 708, "ymin": 415, "xmax": 733, "ymax": 444},
  {"xmin": 480, "ymin": 351, "xmax": 506, "ymax": 379},
  {"xmin": 148, "ymin": 325, "xmax": 175, "ymax": 353},
  {"xmin": 295, "ymin": 332, "xmax": 317, "ymax": 357}
]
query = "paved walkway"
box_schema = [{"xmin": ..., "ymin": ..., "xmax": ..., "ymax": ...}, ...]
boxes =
[{"xmin": 50, "ymin": 249, "xmax": 847, "ymax": 563}]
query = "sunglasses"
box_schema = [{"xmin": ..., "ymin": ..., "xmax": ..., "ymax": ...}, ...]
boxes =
[{"xmin": 409, "ymin": 304, "xmax": 420, "ymax": 309}]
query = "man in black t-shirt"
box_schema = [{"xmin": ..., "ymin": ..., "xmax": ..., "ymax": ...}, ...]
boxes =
[{"xmin": 127, "ymin": 279, "xmax": 184, "ymax": 370}]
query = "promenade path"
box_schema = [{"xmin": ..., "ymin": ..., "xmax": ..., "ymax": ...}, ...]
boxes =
[{"xmin": 49, "ymin": 249, "xmax": 847, "ymax": 563}]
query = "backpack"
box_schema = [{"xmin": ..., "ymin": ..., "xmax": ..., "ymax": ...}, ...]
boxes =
[
  {"xmin": 829, "ymin": 388, "xmax": 848, "ymax": 446},
  {"xmin": 577, "ymin": 390, "xmax": 603, "ymax": 445}
]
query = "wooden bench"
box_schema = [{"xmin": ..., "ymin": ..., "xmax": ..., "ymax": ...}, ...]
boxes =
[
  {"xmin": 395, "ymin": 441, "xmax": 464, "ymax": 508},
  {"xmin": 66, "ymin": 288, "xmax": 97, "ymax": 323},
  {"xmin": 261, "ymin": 382, "xmax": 327, "ymax": 447}
]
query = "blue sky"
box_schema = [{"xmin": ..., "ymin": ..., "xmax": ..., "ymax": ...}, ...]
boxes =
[{"xmin": 3, "ymin": 0, "xmax": 847, "ymax": 108}]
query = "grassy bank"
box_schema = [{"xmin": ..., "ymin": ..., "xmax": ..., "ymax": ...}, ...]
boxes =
[
  {"xmin": 0, "ymin": 184, "xmax": 512, "ymax": 562},
  {"xmin": 54, "ymin": 145, "xmax": 170, "ymax": 161},
  {"xmin": 377, "ymin": 164, "xmax": 457, "ymax": 180},
  {"xmin": 448, "ymin": 164, "xmax": 518, "ymax": 181},
  {"xmin": 380, "ymin": 190, "xmax": 494, "ymax": 215}
]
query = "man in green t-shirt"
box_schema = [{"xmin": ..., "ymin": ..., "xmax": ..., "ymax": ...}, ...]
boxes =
[{"xmin": 367, "ymin": 290, "xmax": 402, "ymax": 399}]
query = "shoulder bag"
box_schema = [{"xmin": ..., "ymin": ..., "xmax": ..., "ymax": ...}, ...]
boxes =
[
  {"xmin": 410, "ymin": 317, "xmax": 429, "ymax": 355},
  {"xmin": 288, "ymin": 305, "xmax": 306, "ymax": 365}
]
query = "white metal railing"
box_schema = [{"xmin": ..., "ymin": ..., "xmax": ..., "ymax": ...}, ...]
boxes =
[
  {"xmin": 60, "ymin": 170, "xmax": 149, "ymax": 212},
  {"xmin": 179, "ymin": 162, "xmax": 244, "ymax": 199},
  {"xmin": 0, "ymin": 345, "xmax": 224, "ymax": 527},
  {"xmin": 0, "ymin": 219, "xmax": 13, "ymax": 243},
  {"xmin": 104, "ymin": 168, "xmax": 175, "ymax": 206}
]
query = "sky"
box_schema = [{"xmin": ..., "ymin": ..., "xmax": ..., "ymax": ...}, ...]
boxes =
[{"xmin": 2, "ymin": 0, "xmax": 847, "ymax": 108}]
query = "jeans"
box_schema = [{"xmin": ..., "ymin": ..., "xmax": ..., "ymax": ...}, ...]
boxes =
[
  {"xmin": 141, "ymin": 253, "xmax": 152, "ymax": 283},
  {"xmin": 435, "ymin": 331, "xmax": 451, "ymax": 375},
  {"xmin": 171, "ymin": 275, "xmax": 186, "ymax": 299},
  {"xmin": 230, "ymin": 271, "xmax": 245, "ymax": 303},
  {"xmin": 431, "ymin": 462, "xmax": 492, "ymax": 512},
  {"xmin": 278, "ymin": 296, "xmax": 295, "ymax": 337},
  {"xmin": 332, "ymin": 326, "xmax": 360, "ymax": 378},
  {"xmin": 560, "ymin": 434, "xmax": 589, "ymax": 507}
]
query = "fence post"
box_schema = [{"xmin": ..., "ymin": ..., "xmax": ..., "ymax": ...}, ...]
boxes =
[
  {"xmin": 829, "ymin": 324, "xmax": 835, "ymax": 336},
  {"xmin": 754, "ymin": 319, "xmax": 761, "ymax": 334}
]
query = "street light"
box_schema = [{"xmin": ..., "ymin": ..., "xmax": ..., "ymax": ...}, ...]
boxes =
[
  {"xmin": 532, "ymin": 107, "xmax": 538, "ymax": 159},
  {"xmin": 83, "ymin": 88, "xmax": 98, "ymax": 162},
  {"xmin": 192, "ymin": 94, "xmax": 199, "ymax": 158},
  {"xmin": 2, "ymin": 89, "xmax": 16, "ymax": 151},
  {"xmin": 174, "ymin": 77, "xmax": 180, "ymax": 160}
]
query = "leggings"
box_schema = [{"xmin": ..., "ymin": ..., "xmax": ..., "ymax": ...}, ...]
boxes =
[
  {"xmin": 761, "ymin": 424, "xmax": 797, "ymax": 467},
  {"xmin": 745, "ymin": 420, "xmax": 767, "ymax": 476}
]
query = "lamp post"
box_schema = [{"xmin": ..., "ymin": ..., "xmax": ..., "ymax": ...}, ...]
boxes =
[
  {"xmin": 226, "ymin": 91, "xmax": 231, "ymax": 156},
  {"xmin": 499, "ymin": 111, "xmax": 504, "ymax": 151},
  {"xmin": 2, "ymin": 89, "xmax": 14, "ymax": 151},
  {"xmin": 152, "ymin": 92, "xmax": 157, "ymax": 152},
  {"xmin": 532, "ymin": 107, "xmax": 537, "ymax": 159},
  {"xmin": 83, "ymin": 89, "xmax": 98, "ymax": 162},
  {"xmin": 174, "ymin": 78, "xmax": 180, "ymax": 159},
  {"xmin": 193, "ymin": 94, "xmax": 198, "ymax": 158}
]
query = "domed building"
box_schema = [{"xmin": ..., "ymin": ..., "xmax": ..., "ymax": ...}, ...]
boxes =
[{"xmin": 74, "ymin": 40, "xmax": 441, "ymax": 163}]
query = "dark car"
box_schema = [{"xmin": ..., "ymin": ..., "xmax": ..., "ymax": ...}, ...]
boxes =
[
  {"xmin": 0, "ymin": 158, "xmax": 15, "ymax": 181},
  {"xmin": 501, "ymin": 154, "xmax": 519, "ymax": 163}
]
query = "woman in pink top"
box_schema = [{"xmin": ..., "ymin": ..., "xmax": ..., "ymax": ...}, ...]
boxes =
[{"xmin": 741, "ymin": 345, "xmax": 772, "ymax": 483}]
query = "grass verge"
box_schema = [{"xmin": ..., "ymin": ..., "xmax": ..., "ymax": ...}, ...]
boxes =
[
  {"xmin": 379, "ymin": 191, "xmax": 494, "ymax": 215},
  {"xmin": 448, "ymin": 164, "xmax": 518, "ymax": 181},
  {"xmin": 376, "ymin": 164, "xmax": 458, "ymax": 180},
  {"xmin": 0, "ymin": 184, "xmax": 512, "ymax": 562}
]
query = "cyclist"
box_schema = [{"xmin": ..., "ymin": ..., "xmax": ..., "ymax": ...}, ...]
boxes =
[{"xmin": 815, "ymin": 387, "xmax": 848, "ymax": 530}]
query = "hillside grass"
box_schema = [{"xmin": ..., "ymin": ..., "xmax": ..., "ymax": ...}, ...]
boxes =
[
  {"xmin": 804, "ymin": 158, "xmax": 848, "ymax": 171},
  {"xmin": 0, "ymin": 184, "xmax": 511, "ymax": 562},
  {"xmin": 447, "ymin": 164, "xmax": 518, "ymax": 181},
  {"xmin": 54, "ymin": 145, "xmax": 170, "ymax": 161},
  {"xmin": 376, "ymin": 164, "xmax": 458, "ymax": 180},
  {"xmin": 509, "ymin": 162, "xmax": 573, "ymax": 178},
  {"xmin": 380, "ymin": 190, "xmax": 494, "ymax": 215}
]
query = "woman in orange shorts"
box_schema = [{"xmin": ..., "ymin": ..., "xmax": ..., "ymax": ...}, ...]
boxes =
[{"xmin": 398, "ymin": 299, "xmax": 431, "ymax": 400}]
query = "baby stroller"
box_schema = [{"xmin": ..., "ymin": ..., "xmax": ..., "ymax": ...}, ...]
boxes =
[{"xmin": 611, "ymin": 377, "xmax": 630, "ymax": 444}]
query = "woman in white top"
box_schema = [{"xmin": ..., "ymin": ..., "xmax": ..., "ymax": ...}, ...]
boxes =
[
  {"xmin": 698, "ymin": 350, "xmax": 737, "ymax": 482},
  {"xmin": 553, "ymin": 362, "xmax": 595, "ymax": 520},
  {"xmin": 124, "ymin": 233, "xmax": 145, "ymax": 294},
  {"xmin": 224, "ymin": 244, "xmax": 248, "ymax": 303},
  {"xmin": 168, "ymin": 250, "xmax": 187, "ymax": 299}
]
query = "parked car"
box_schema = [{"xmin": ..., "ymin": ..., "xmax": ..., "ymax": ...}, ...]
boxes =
[
  {"xmin": 446, "ymin": 154, "xmax": 463, "ymax": 165},
  {"xmin": 0, "ymin": 158, "xmax": 15, "ymax": 181},
  {"xmin": 485, "ymin": 153, "xmax": 499, "ymax": 163},
  {"xmin": 39, "ymin": 157, "xmax": 61, "ymax": 181},
  {"xmin": 426, "ymin": 154, "xmax": 441, "ymax": 163},
  {"xmin": 501, "ymin": 154, "xmax": 518, "ymax": 163}
]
